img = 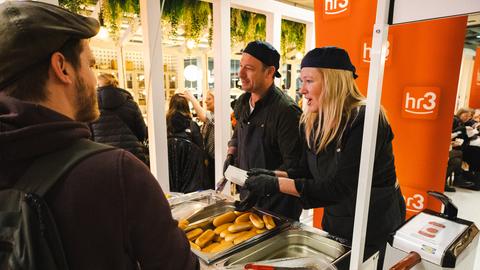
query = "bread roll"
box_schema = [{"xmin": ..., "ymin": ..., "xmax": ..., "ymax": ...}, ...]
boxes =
[
  {"xmin": 235, "ymin": 212, "xmax": 251, "ymax": 223},
  {"xmin": 224, "ymin": 231, "xmax": 248, "ymax": 242},
  {"xmin": 249, "ymin": 213, "xmax": 265, "ymax": 229},
  {"xmin": 178, "ymin": 219, "xmax": 189, "ymax": 230},
  {"xmin": 195, "ymin": 229, "xmax": 215, "ymax": 248},
  {"xmin": 233, "ymin": 230, "xmax": 257, "ymax": 245},
  {"xmin": 234, "ymin": 211, "xmax": 244, "ymax": 216},
  {"xmin": 263, "ymin": 214, "xmax": 276, "ymax": 230},
  {"xmin": 186, "ymin": 228, "xmax": 203, "ymax": 241},
  {"xmin": 213, "ymin": 211, "xmax": 237, "ymax": 227},
  {"xmin": 213, "ymin": 223, "xmax": 233, "ymax": 235},
  {"xmin": 228, "ymin": 221, "xmax": 253, "ymax": 233},
  {"xmin": 189, "ymin": 241, "xmax": 201, "ymax": 251},
  {"xmin": 202, "ymin": 242, "xmax": 220, "ymax": 253},
  {"xmin": 210, "ymin": 241, "xmax": 234, "ymax": 253}
]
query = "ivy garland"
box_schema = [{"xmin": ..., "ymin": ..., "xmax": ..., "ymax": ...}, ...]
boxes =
[
  {"xmin": 59, "ymin": 0, "xmax": 303, "ymax": 55},
  {"xmin": 162, "ymin": 0, "xmax": 211, "ymax": 41},
  {"xmin": 281, "ymin": 19, "xmax": 306, "ymax": 59},
  {"xmin": 230, "ymin": 8, "xmax": 266, "ymax": 45}
]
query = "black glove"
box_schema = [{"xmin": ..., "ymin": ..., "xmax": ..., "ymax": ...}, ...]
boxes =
[
  {"xmin": 244, "ymin": 174, "xmax": 279, "ymax": 197},
  {"xmin": 247, "ymin": 168, "xmax": 276, "ymax": 177},
  {"xmin": 223, "ymin": 154, "xmax": 235, "ymax": 175},
  {"xmin": 234, "ymin": 192, "xmax": 258, "ymax": 212}
]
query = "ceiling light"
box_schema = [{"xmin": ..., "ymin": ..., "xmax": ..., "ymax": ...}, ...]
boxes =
[
  {"xmin": 477, "ymin": 35, "xmax": 480, "ymax": 39},
  {"xmin": 186, "ymin": 39, "xmax": 196, "ymax": 49},
  {"xmin": 184, "ymin": 65, "xmax": 200, "ymax": 82}
]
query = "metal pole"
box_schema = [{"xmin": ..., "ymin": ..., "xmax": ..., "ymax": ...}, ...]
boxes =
[
  {"xmin": 139, "ymin": 0, "xmax": 169, "ymax": 190},
  {"xmin": 212, "ymin": 0, "xmax": 232, "ymax": 195},
  {"xmin": 349, "ymin": 0, "xmax": 391, "ymax": 268}
]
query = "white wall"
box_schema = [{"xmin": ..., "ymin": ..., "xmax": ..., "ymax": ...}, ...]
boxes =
[{"xmin": 456, "ymin": 48, "xmax": 476, "ymax": 111}]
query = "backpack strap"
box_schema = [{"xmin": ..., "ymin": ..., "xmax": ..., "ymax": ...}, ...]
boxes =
[{"xmin": 14, "ymin": 139, "xmax": 114, "ymax": 196}]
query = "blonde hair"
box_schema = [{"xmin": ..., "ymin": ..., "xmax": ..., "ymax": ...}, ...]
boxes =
[
  {"xmin": 300, "ymin": 68, "xmax": 367, "ymax": 153},
  {"xmin": 98, "ymin": 73, "xmax": 119, "ymax": 88}
]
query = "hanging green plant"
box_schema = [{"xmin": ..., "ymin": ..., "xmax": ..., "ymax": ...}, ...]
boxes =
[
  {"xmin": 230, "ymin": 8, "xmax": 266, "ymax": 46},
  {"xmin": 59, "ymin": 0, "xmax": 89, "ymax": 13},
  {"xmin": 162, "ymin": 0, "xmax": 212, "ymax": 42},
  {"xmin": 59, "ymin": 0, "xmax": 140, "ymax": 38},
  {"xmin": 281, "ymin": 19, "xmax": 306, "ymax": 59}
]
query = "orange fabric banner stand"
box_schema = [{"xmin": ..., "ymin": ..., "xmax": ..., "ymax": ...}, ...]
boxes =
[
  {"xmin": 312, "ymin": 0, "xmax": 467, "ymax": 228},
  {"xmin": 469, "ymin": 47, "xmax": 480, "ymax": 109}
]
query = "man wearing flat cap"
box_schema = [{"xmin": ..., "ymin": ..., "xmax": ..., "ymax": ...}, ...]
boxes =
[
  {"xmin": 225, "ymin": 40, "xmax": 303, "ymax": 220},
  {"xmin": 0, "ymin": 1, "xmax": 198, "ymax": 269}
]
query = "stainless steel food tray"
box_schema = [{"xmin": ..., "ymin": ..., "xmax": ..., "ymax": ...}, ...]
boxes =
[
  {"xmin": 169, "ymin": 190, "xmax": 230, "ymax": 221},
  {"xmin": 221, "ymin": 224, "xmax": 350, "ymax": 269},
  {"xmin": 186, "ymin": 203, "xmax": 292, "ymax": 265}
]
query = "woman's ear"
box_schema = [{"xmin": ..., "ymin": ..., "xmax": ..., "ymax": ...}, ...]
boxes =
[{"xmin": 50, "ymin": 52, "xmax": 73, "ymax": 84}]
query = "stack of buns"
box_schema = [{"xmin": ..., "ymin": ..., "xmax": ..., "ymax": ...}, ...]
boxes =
[{"xmin": 178, "ymin": 210, "xmax": 277, "ymax": 254}]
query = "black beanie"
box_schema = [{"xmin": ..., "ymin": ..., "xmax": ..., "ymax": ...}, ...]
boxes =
[
  {"xmin": 243, "ymin": 40, "xmax": 282, "ymax": 78},
  {"xmin": 301, "ymin": 47, "xmax": 358, "ymax": 79}
]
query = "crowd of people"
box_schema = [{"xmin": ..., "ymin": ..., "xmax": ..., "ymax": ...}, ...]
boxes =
[
  {"xmin": 7, "ymin": 1, "xmax": 478, "ymax": 270},
  {"xmin": 446, "ymin": 107, "xmax": 480, "ymax": 191}
]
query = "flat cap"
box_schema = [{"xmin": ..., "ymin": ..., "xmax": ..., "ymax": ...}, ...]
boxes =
[
  {"xmin": 0, "ymin": 1, "xmax": 100, "ymax": 90},
  {"xmin": 301, "ymin": 47, "xmax": 358, "ymax": 79},
  {"xmin": 243, "ymin": 40, "xmax": 281, "ymax": 78}
]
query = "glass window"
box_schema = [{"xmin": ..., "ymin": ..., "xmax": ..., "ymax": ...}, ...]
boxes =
[{"xmin": 231, "ymin": 59, "xmax": 240, "ymax": 89}]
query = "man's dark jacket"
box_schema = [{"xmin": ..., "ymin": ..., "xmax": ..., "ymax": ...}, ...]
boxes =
[
  {"xmin": 0, "ymin": 95, "xmax": 198, "ymax": 270},
  {"xmin": 229, "ymin": 85, "xmax": 303, "ymax": 220}
]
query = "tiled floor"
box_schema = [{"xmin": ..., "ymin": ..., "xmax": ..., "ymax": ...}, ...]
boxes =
[{"xmin": 445, "ymin": 187, "xmax": 480, "ymax": 269}]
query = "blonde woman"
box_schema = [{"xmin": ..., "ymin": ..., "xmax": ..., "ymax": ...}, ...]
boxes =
[{"xmin": 242, "ymin": 47, "xmax": 406, "ymax": 269}]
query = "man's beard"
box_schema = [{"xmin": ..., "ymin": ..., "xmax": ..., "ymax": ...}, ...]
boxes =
[{"xmin": 74, "ymin": 77, "xmax": 99, "ymax": 123}]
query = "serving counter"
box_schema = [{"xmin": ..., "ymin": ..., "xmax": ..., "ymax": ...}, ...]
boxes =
[{"xmin": 169, "ymin": 190, "xmax": 352, "ymax": 270}]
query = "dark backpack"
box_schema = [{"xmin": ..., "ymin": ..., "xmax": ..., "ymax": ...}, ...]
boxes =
[{"xmin": 0, "ymin": 139, "xmax": 113, "ymax": 270}]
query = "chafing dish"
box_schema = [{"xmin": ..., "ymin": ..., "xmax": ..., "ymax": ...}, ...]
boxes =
[
  {"xmin": 184, "ymin": 203, "xmax": 292, "ymax": 265},
  {"xmin": 219, "ymin": 224, "xmax": 350, "ymax": 270}
]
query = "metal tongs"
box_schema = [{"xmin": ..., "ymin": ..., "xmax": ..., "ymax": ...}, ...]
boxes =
[
  {"xmin": 215, "ymin": 177, "xmax": 228, "ymax": 193},
  {"xmin": 244, "ymin": 263, "xmax": 311, "ymax": 270}
]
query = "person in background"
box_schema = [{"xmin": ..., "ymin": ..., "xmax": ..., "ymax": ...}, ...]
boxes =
[
  {"xmin": 244, "ymin": 47, "xmax": 406, "ymax": 270},
  {"xmin": 90, "ymin": 73, "xmax": 149, "ymax": 165},
  {"xmin": 225, "ymin": 40, "xmax": 303, "ymax": 220},
  {"xmin": 0, "ymin": 2, "xmax": 198, "ymax": 269},
  {"xmin": 166, "ymin": 93, "xmax": 203, "ymax": 148},
  {"xmin": 166, "ymin": 93, "xmax": 207, "ymax": 192},
  {"xmin": 181, "ymin": 90, "xmax": 216, "ymax": 189}
]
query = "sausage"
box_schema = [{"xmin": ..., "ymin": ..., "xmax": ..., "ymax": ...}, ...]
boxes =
[
  {"xmin": 249, "ymin": 213, "xmax": 265, "ymax": 229},
  {"xmin": 228, "ymin": 221, "xmax": 253, "ymax": 233},
  {"xmin": 195, "ymin": 229, "xmax": 215, "ymax": 248},
  {"xmin": 213, "ymin": 211, "xmax": 237, "ymax": 227}
]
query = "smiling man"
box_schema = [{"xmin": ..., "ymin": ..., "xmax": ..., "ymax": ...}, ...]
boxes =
[{"xmin": 225, "ymin": 40, "xmax": 303, "ymax": 220}]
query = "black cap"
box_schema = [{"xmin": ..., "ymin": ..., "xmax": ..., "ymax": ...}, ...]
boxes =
[
  {"xmin": 0, "ymin": 1, "xmax": 100, "ymax": 90},
  {"xmin": 243, "ymin": 40, "xmax": 281, "ymax": 78},
  {"xmin": 301, "ymin": 47, "xmax": 358, "ymax": 79}
]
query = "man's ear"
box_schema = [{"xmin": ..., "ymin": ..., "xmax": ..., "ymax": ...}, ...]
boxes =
[
  {"xmin": 50, "ymin": 52, "xmax": 73, "ymax": 84},
  {"xmin": 266, "ymin": 66, "xmax": 276, "ymax": 79}
]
